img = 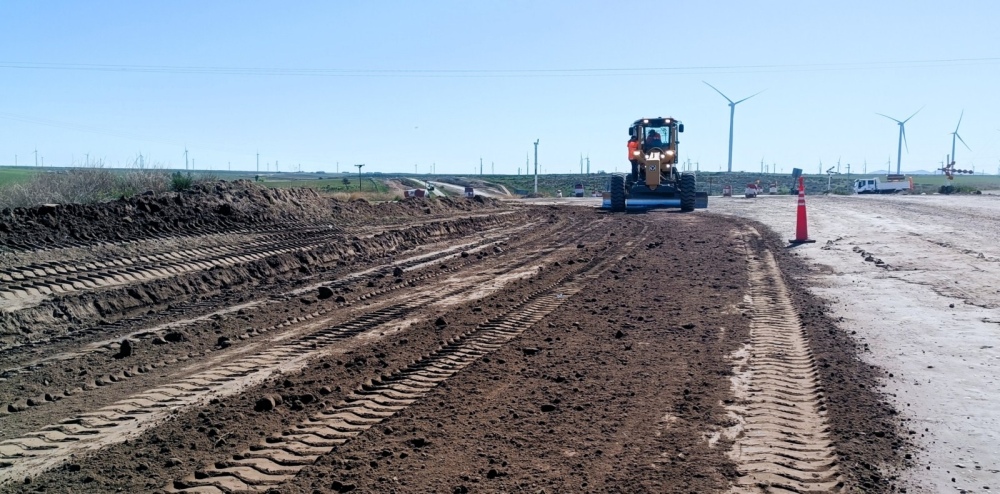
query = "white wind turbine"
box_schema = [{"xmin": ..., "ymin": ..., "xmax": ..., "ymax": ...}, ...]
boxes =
[
  {"xmin": 876, "ymin": 107, "xmax": 922, "ymax": 175},
  {"xmin": 950, "ymin": 110, "xmax": 970, "ymax": 164},
  {"xmin": 704, "ymin": 81, "xmax": 764, "ymax": 173}
]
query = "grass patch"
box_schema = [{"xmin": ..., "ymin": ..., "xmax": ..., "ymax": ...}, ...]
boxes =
[{"xmin": 0, "ymin": 167, "xmax": 38, "ymax": 187}]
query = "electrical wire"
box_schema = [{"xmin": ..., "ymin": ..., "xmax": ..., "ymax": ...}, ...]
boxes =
[{"xmin": 0, "ymin": 57, "xmax": 997, "ymax": 78}]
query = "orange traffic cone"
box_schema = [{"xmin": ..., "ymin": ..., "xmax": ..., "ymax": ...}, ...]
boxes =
[{"xmin": 789, "ymin": 176, "xmax": 816, "ymax": 244}]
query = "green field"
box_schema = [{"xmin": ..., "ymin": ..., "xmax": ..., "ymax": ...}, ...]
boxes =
[{"xmin": 0, "ymin": 167, "xmax": 38, "ymax": 187}]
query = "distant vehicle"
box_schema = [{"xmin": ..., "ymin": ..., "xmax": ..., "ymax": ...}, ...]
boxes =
[
  {"xmin": 745, "ymin": 183, "xmax": 759, "ymax": 198},
  {"xmin": 573, "ymin": 183, "xmax": 585, "ymax": 197},
  {"xmin": 427, "ymin": 183, "xmax": 435, "ymax": 191},
  {"xmin": 464, "ymin": 186, "xmax": 475, "ymax": 198},
  {"xmin": 854, "ymin": 177, "xmax": 912, "ymax": 194},
  {"xmin": 768, "ymin": 183, "xmax": 778, "ymax": 194},
  {"xmin": 722, "ymin": 184, "xmax": 733, "ymax": 197},
  {"xmin": 404, "ymin": 189, "xmax": 426, "ymax": 198}
]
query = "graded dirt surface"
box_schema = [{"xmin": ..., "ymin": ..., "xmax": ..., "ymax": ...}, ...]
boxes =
[
  {"xmin": 0, "ymin": 182, "xmax": 904, "ymax": 493},
  {"xmin": 711, "ymin": 192, "xmax": 1000, "ymax": 493}
]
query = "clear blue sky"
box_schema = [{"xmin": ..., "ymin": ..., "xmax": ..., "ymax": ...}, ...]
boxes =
[{"xmin": 1, "ymin": 1, "xmax": 998, "ymax": 175}]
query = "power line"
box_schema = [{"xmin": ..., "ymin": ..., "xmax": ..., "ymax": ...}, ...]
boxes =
[{"xmin": 0, "ymin": 57, "xmax": 997, "ymax": 78}]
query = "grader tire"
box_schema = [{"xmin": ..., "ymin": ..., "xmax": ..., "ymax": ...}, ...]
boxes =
[
  {"xmin": 680, "ymin": 173, "xmax": 696, "ymax": 211},
  {"xmin": 610, "ymin": 174, "xmax": 627, "ymax": 212}
]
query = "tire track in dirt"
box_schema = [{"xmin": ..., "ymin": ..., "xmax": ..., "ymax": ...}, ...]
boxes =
[
  {"xmin": 0, "ymin": 291, "xmax": 449, "ymax": 484},
  {"xmin": 0, "ymin": 227, "xmax": 347, "ymax": 309},
  {"xmin": 0, "ymin": 211, "xmax": 516, "ymax": 311},
  {"xmin": 0, "ymin": 218, "xmax": 533, "ymax": 371},
  {"xmin": 0, "ymin": 216, "xmax": 570, "ymax": 412},
  {"xmin": 0, "ymin": 217, "xmax": 592, "ymax": 484},
  {"xmin": 163, "ymin": 224, "xmax": 646, "ymax": 493},
  {"xmin": 0, "ymin": 212, "xmax": 567, "ymax": 378},
  {"xmin": 726, "ymin": 229, "xmax": 843, "ymax": 493},
  {"xmin": 0, "ymin": 212, "xmax": 524, "ymax": 358}
]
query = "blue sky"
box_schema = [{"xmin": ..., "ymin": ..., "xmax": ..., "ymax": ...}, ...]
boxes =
[{"xmin": 1, "ymin": 1, "xmax": 998, "ymax": 175}]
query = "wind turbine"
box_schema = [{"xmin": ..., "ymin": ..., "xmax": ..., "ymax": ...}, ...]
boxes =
[
  {"xmin": 950, "ymin": 110, "xmax": 970, "ymax": 164},
  {"xmin": 876, "ymin": 107, "xmax": 922, "ymax": 175},
  {"xmin": 704, "ymin": 81, "xmax": 764, "ymax": 173}
]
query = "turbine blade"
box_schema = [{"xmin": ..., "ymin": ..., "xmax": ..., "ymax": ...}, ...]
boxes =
[
  {"xmin": 955, "ymin": 109, "xmax": 964, "ymax": 132},
  {"xmin": 902, "ymin": 106, "xmax": 924, "ymax": 124},
  {"xmin": 876, "ymin": 112, "xmax": 902, "ymax": 123},
  {"xmin": 702, "ymin": 81, "xmax": 734, "ymax": 104},
  {"xmin": 956, "ymin": 133, "xmax": 971, "ymax": 151},
  {"xmin": 734, "ymin": 89, "xmax": 766, "ymax": 105},
  {"xmin": 902, "ymin": 126, "xmax": 909, "ymax": 153}
]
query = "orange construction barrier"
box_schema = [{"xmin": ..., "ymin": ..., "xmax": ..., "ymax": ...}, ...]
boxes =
[{"xmin": 789, "ymin": 176, "xmax": 816, "ymax": 244}]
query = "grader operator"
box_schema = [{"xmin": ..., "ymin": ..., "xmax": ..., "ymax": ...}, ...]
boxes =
[{"xmin": 607, "ymin": 117, "xmax": 706, "ymax": 211}]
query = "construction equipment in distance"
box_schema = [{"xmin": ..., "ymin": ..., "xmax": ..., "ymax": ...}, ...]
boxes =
[
  {"xmin": 603, "ymin": 117, "xmax": 708, "ymax": 211},
  {"xmin": 937, "ymin": 161, "xmax": 974, "ymax": 194}
]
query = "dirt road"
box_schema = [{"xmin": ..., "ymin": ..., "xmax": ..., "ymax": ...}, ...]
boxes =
[
  {"xmin": 711, "ymin": 193, "xmax": 1000, "ymax": 493},
  {"xmin": 0, "ymin": 183, "xmax": 900, "ymax": 492}
]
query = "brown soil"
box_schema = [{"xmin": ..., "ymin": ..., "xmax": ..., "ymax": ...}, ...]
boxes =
[{"xmin": 0, "ymin": 189, "xmax": 907, "ymax": 493}]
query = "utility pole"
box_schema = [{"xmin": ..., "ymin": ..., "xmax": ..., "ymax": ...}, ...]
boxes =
[
  {"xmin": 256, "ymin": 151, "xmax": 260, "ymax": 173},
  {"xmin": 355, "ymin": 164, "xmax": 365, "ymax": 191},
  {"xmin": 185, "ymin": 148, "xmax": 189, "ymax": 171},
  {"xmin": 491, "ymin": 161, "xmax": 494, "ymax": 175},
  {"xmin": 525, "ymin": 153, "xmax": 529, "ymax": 176},
  {"xmin": 533, "ymin": 139, "xmax": 539, "ymax": 194},
  {"xmin": 846, "ymin": 163, "xmax": 851, "ymax": 179},
  {"xmin": 586, "ymin": 156, "xmax": 590, "ymax": 175},
  {"xmin": 228, "ymin": 161, "xmax": 231, "ymax": 171},
  {"xmin": 276, "ymin": 160, "xmax": 279, "ymax": 173},
  {"xmin": 837, "ymin": 158, "xmax": 841, "ymax": 175},
  {"xmin": 336, "ymin": 161, "xmax": 339, "ymax": 173},
  {"xmin": 580, "ymin": 154, "xmax": 583, "ymax": 175},
  {"xmin": 480, "ymin": 157, "xmax": 483, "ymax": 175},
  {"xmin": 34, "ymin": 148, "xmax": 38, "ymax": 167}
]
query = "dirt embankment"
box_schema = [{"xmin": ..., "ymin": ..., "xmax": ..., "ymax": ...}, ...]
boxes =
[
  {"xmin": 0, "ymin": 213, "xmax": 518, "ymax": 342},
  {"xmin": 0, "ymin": 181, "xmax": 505, "ymax": 252}
]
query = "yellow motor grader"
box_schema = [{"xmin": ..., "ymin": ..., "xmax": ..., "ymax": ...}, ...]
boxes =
[{"xmin": 605, "ymin": 117, "xmax": 706, "ymax": 211}]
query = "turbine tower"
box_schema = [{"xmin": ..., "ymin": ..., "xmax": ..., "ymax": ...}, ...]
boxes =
[
  {"xmin": 704, "ymin": 81, "xmax": 764, "ymax": 173},
  {"xmin": 876, "ymin": 107, "xmax": 921, "ymax": 175},
  {"xmin": 950, "ymin": 110, "xmax": 970, "ymax": 164}
]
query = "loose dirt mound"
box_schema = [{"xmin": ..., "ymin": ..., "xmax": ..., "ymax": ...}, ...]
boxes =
[{"xmin": 0, "ymin": 181, "xmax": 505, "ymax": 252}]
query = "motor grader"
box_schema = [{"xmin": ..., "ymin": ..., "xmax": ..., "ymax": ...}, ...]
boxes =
[{"xmin": 605, "ymin": 117, "xmax": 707, "ymax": 211}]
